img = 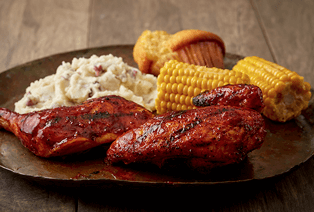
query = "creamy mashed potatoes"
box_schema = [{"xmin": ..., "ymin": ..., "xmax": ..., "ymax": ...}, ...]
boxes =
[{"xmin": 15, "ymin": 54, "xmax": 157, "ymax": 114}]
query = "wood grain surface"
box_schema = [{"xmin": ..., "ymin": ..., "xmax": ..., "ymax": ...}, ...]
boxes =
[{"xmin": 0, "ymin": 0, "xmax": 314, "ymax": 211}]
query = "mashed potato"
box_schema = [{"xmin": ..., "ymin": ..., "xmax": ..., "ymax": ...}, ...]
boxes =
[{"xmin": 15, "ymin": 54, "xmax": 157, "ymax": 114}]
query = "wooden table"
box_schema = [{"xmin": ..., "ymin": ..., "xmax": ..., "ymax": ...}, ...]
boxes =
[{"xmin": 0, "ymin": 0, "xmax": 313, "ymax": 211}]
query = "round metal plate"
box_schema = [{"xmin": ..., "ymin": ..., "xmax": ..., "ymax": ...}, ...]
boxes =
[{"xmin": 0, "ymin": 45, "xmax": 313, "ymax": 187}]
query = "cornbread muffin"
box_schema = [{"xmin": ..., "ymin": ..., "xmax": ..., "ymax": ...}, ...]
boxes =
[
  {"xmin": 133, "ymin": 29, "xmax": 225, "ymax": 76},
  {"xmin": 133, "ymin": 30, "xmax": 180, "ymax": 76},
  {"xmin": 169, "ymin": 30, "xmax": 225, "ymax": 69}
]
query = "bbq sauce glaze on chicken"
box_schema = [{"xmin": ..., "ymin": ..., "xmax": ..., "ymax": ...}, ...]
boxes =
[
  {"xmin": 106, "ymin": 105, "xmax": 266, "ymax": 169},
  {"xmin": 0, "ymin": 95, "xmax": 154, "ymax": 157},
  {"xmin": 106, "ymin": 84, "xmax": 267, "ymax": 170},
  {"xmin": 193, "ymin": 84, "xmax": 265, "ymax": 113}
]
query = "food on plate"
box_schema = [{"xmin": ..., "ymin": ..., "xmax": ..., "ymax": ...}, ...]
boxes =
[
  {"xmin": 0, "ymin": 96, "xmax": 154, "ymax": 157},
  {"xmin": 106, "ymin": 105, "xmax": 266, "ymax": 170},
  {"xmin": 155, "ymin": 60, "xmax": 250, "ymax": 114},
  {"xmin": 169, "ymin": 29, "xmax": 225, "ymax": 69},
  {"xmin": 133, "ymin": 29, "xmax": 225, "ymax": 76},
  {"xmin": 193, "ymin": 84, "xmax": 265, "ymax": 113},
  {"xmin": 133, "ymin": 30, "xmax": 179, "ymax": 76},
  {"xmin": 233, "ymin": 56, "xmax": 312, "ymax": 122},
  {"xmin": 15, "ymin": 54, "xmax": 157, "ymax": 114}
]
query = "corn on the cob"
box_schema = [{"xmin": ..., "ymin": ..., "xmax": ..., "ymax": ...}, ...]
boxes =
[
  {"xmin": 155, "ymin": 60, "xmax": 251, "ymax": 114},
  {"xmin": 233, "ymin": 56, "xmax": 312, "ymax": 122}
]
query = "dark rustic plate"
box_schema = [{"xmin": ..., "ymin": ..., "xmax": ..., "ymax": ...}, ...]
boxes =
[{"xmin": 0, "ymin": 45, "xmax": 313, "ymax": 187}]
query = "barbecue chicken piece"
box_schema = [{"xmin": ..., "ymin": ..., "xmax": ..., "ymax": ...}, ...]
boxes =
[
  {"xmin": 155, "ymin": 60, "xmax": 250, "ymax": 114},
  {"xmin": 0, "ymin": 96, "xmax": 154, "ymax": 157},
  {"xmin": 106, "ymin": 105, "xmax": 266, "ymax": 169},
  {"xmin": 193, "ymin": 84, "xmax": 265, "ymax": 113}
]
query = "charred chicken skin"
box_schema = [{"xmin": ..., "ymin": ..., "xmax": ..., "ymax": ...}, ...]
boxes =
[
  {"xmin": 0, "ymin": 96, "xmax": 153, "ymax": 157},
  {"xmin": 193, "ymin": 84, "xmax": 265, "ymax": 113},
  {"xmin": 106, "ymin": 105, "xmax": 266, "ymax": 168}
]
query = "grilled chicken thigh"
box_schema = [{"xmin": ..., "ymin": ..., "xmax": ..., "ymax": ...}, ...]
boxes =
[
  {"xmin": 0, "ymin": 96, "xmax": 153, "ymax": 157},
  {"xmin": 106, "ymin": 105, "xmax": 266, "ymax": 168}
]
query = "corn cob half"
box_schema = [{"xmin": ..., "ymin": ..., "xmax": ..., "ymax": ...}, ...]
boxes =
[
  {"xmin": 155, "ymin": 60, "xmax": 250, "ymax": 114},
  {"xmin": 233, "ymin": 56, "xmax": 311, "ymax": 122}
]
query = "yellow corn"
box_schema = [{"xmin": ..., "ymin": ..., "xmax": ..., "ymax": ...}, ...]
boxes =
[
  {"xmin": 233, "ymin": 56, "xmax": 312, "ymax": 122},
  {"xmin": 155, "ymin": 60, "xmax": 251, "ymax": 114}
]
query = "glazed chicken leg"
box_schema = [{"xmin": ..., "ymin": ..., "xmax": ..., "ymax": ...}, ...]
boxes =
[{"xmin": 0, "ymin": 95, "xmax": 153, "ymax": 157}]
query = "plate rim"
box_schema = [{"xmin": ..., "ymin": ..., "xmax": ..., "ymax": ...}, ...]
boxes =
[{"xmin": 0, "ymin": 44, "xmax": 313, "ymax": 187}]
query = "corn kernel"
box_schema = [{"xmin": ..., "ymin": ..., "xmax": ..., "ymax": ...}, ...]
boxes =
[
  {"xmin": 170, "ymin": 76, "xmax": 176, "ymax": 84},
  {"xmin": 177, "ymin": 83, "xmax": 184, "ymax": 94},
  {"xmin": 194, "ymin": 88, "xmax": 201, "ymax": 96},
  {"xmin": 183, "ymin": 85, "xmax": 189, "ymax": 96},
  {"xmin": 160, "ymin": 82, "xmax": 167, "ymax": 91},
  {"xmin": 157, "ymin": 90, "xmax": 165, "ymax": 99},
  {"xmin": 185, "ymin": 96, "xmax": 191, "ymax": 105},
  {"xmin": 181, "ymin": 75, "xmax": 187, "ymax": 85},
  {"xmin": 172, "ymin": 68, "xmax": 179, "ymax": 76},
  {"xmin": 169, "ymin": 93, "xmax": 176, "ymax": 102},
  {"xmin": 167, "ymin": 102, "xmax": 172, "ymax": 109},
  {"xmin": 191, "ymin": 77, "xmax": 198, "ymax": 87},
  {"xmin": 172, "ymin": 83, "xmax": 178, "ymax": 93},
  {"xmin": 172, "ymin": 102, "xmax": 177, "ymax": 111},
  {"xmin": 212, "ymin": 80, "xmax": 219, "ymax": 89},
  {"xmin": 166, "ymin": 83, "xmax": 172, "ymax": 93},
  {"xmin": 164, "ymin": 75, "xmax": 170, "ymax": 83},
  {"xmin": 201, "ymin": 79, "xmax": 207, "ymax": 89},
  {"xmin": 175, "ymin": 94, "xmax": 181, "ymax": 103},
  {"xmin": 176, "ymin": 76, "xmax": 181, "ymax": 84},
  {"xmin": 188, "ymin": 86, "xmax": 194, "ymax": 96},
  {"xmin": 268, "ymin": 88, "xmax": 276, "ymax": 98},
  {"xmin": 181, "ymin": 105, "xmax": 188, "ymax": 110},
  {"xmin": 229, "ymin": 76, "xmax": 237, "ymax": 84},
  {"xmin": 164, "ymin": 93, "xmax": 170, "ymax": 102},
  {"xmin": 180, "ymin": 95, "xmax": 186, "ymax": 104},
  {"xmin": 275, "ymin": 81, "xmax": 286, "ymax": 92},
  {"xmin": 224, "ymin": 75, "xmax": 230, "ymax": 83}
]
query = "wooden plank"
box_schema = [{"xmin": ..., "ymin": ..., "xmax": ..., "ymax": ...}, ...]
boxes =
[
  {"xmin": 88, "ymin": 0, "xmax": 182, "ymax": 47},
  {"xmin": 252, "ymin": 0, "xmax": 314, "ymax": 86},
  {"xmin": 0, "ymin": 1, "xmax": 26, "ymax": 74},
  {"xmin": 77, "ymin": 159, "xmax": 314, "ymax": 212},
  {"xmin": 0, "ymin": 169, "xmax": 76, "ymax": 212},
  {"xmin": 174, "ymin": 0, "xmax": 273, "ymax": 61},
  {"xmin": 89, "ymin": 0, "xmax": 273, "ymax": 61},
  {"xmin": 0, "ymin": 0, "xmax": 91, "ymax": 211},
  {"xmin": 0, "ymin": 0, "xmax": 312, "ymax": 211},
  {"xmin": 0, "ymin": 0, "xmax": 91, "ymax": 74},
  {"xmin": 82, "ymin": 1, "xmax": 314, "ymax": 211}
]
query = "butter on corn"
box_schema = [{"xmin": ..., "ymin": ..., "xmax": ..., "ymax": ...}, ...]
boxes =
[
  {"xmin": 155, "ymin": 60, "xmax": 250, "ymax": 114},
  {"xmin": 233, "ymin": 56, "xmax": 311, "ymax": 122}
]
